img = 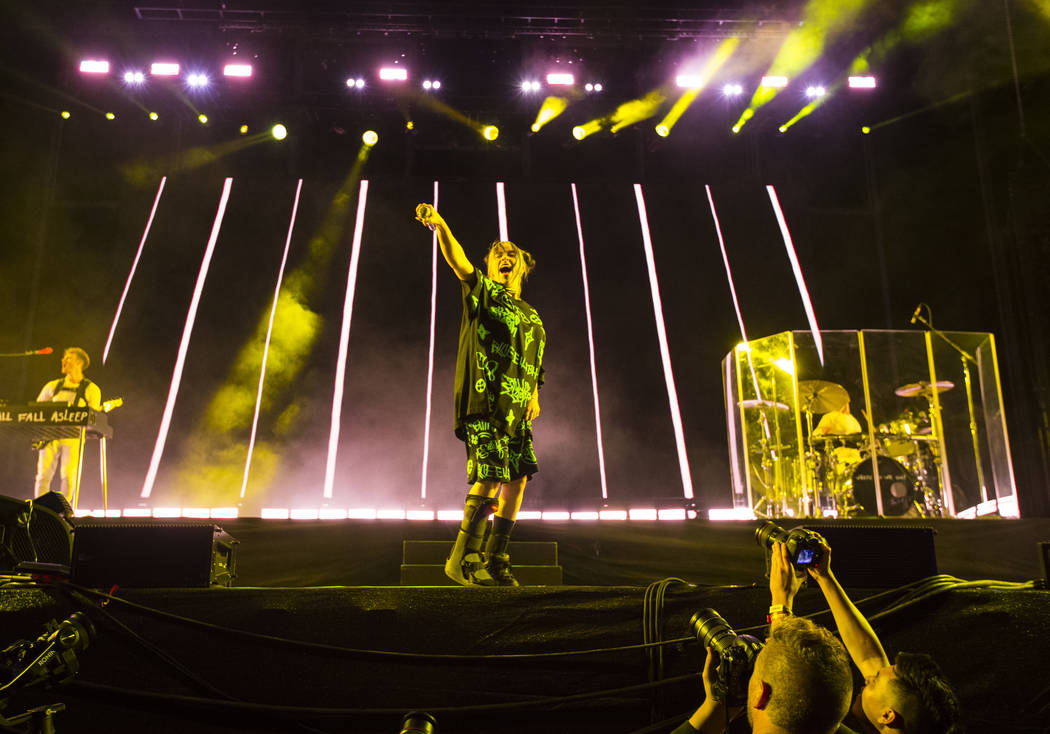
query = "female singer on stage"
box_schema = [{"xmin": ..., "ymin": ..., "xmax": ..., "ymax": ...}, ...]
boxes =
[{"xmin": 415, "ymin": 203, "xmax": 545, "ymax": 587}]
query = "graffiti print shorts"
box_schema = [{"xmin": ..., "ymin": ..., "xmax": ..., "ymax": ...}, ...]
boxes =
[{"xmin": 463, "ymin": 418, "xmax": 539, "ymax": 485}]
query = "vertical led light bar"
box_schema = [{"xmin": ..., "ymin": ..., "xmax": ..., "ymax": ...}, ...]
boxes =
[
  {"xmin": 766, "ymin": 185, "xmax": 824, "ymax": 365},
  {"xmin": 633, "ymin": 184, "xmax": 694, "ymax": 500},
  {"xmin": 496, "ymin": 182, "xmax": 509, "ymax": 242},
  {"xmin": 240, "ymin": 179, "xmax": 303, "ymax": 499},
  {"xmin": 705, "ymin": 185, "xmax": 748, "ymax": 342},
  {"xmin": 570, "ymin": 184, "xmax": 609, "ymax": 500},
  {"xmin": 141, "ymin": 178, "xmax": 233, "ymax": 498},
  {"xmin": 104, "ymin": 177, "xmax": 167, "ymax": 365},
  {"xmin": 420, "ymin": 181, "xmax": 439, "ymax": 500},
  {"xmin": 323, "ymin": 180, "xmax": 370, "ymax": 499}
]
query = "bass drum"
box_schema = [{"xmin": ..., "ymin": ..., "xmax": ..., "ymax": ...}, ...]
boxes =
[{"xmin": 850, "ymin": 456, "xmax": 922, "ymax": 517}]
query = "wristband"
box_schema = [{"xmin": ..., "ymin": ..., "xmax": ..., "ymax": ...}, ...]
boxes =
[{"xmin": 767, "ymin": 604, "xmax": 791, "ymax": 624}]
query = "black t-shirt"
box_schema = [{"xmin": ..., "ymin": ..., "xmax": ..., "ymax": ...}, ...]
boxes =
[{"xmin": 454, "ymin": 271, "xmax": 545, "ymax": 440}]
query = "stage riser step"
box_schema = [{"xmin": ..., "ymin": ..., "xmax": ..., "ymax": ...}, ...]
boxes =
[
  {"xmin": 402, "ymin": 540, "xmax": 557, "ymax": 565},
  {"xmin": 400, "ymin": 564, "xmax": 563, "ymax": 586}
]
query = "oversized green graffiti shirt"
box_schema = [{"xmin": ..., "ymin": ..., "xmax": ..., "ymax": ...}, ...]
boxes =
[{"xmin": 454, "ymin": 271, "xmax": 545, "ymax": 441}]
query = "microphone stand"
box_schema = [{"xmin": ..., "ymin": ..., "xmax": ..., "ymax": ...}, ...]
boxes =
[{"xmin": 913, "ymin": 313, "xmax": 988, "ymax": 508}]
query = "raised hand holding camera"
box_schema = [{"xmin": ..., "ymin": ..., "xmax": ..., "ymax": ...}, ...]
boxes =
[{"xmin": 755, "ymin": 520, "xmax": 827, "ymax": 576}]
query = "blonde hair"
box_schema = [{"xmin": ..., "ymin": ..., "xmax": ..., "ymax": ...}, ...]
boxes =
[
  {"xmin": 483, "ymin": 241, "xmax": 536, "ymax": 280},
  {"xmin": 65, "ymin": 347, "xmax": 90, "ymax": 370}
]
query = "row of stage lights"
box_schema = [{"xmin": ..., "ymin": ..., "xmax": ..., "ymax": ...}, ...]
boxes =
[{"xmin": 81, "ymin": 57, "xmax": 875, "ymax": 96}]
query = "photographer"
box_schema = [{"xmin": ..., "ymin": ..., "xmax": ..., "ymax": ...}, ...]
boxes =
[
  {"xmin": 673, "ymin": 543, "xmax": 852, "ymax": 733},
  {"xmin": 802, "ymin": 541, "xmax": 960, "ymax": 734}
]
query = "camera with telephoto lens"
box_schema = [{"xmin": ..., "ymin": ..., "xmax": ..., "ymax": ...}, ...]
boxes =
[
  {"xmin": 690, "ymin": 608, "xmax": 764, "ymax": 707},
  {"xmin": 755, "ymin": 521, "xmax": 827, "ymax": 572}
]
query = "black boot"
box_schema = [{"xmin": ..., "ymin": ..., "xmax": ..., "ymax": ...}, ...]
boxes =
[
  {"xmin": 445, "ymin": 494, "xmax": 498, "ymax": 586},
  {"xmin": 484, "ymin": 517, "xmax": 520, "ymax": 587}
]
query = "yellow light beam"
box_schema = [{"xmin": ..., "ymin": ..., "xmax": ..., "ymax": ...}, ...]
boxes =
[
  {"xmin": 531, "ymin": 96, "xmax": 569, "ymax": 132},
  {"xmin": 655, "ymin": 38, "xmax": 740, "ymax": 137}
]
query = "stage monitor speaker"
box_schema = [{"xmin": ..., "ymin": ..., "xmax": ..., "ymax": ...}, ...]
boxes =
[
  {"xmin": 801, "ymin": 524, "xmax": 937, "ymax": 588},
  {"xmin": 71, "ymin": 522, "xmax": 238, "ymax": 588},
  {"xmin": 0, "ymin": 494, "xmax": 74, "ymax": 574}
]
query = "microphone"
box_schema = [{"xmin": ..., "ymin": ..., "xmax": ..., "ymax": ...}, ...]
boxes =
[{"xmin": 909, "ymin": 304, "xmax": 923, "ymax": 325}]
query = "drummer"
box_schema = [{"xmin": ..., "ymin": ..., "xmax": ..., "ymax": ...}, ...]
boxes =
[{"xmin": 813, "ymin": 401, "xmax": 862, "ymax": 437}]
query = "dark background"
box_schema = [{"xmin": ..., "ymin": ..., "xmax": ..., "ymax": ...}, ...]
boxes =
[{"xmin": 0, "ymin": 0, "xmax": 1047, "ymax": 516}]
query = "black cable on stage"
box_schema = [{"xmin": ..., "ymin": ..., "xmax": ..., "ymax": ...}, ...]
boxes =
[
  {"xmin": 642, "ymin": 577, "xmax": 693, "ymax": 724},
  {"xmin": 68, "ymin": 672, "xmax": 701, "ymax": 717},
  {"xmin": 59, "ymin": 581, "xmax": 696, "ymax": 661}
]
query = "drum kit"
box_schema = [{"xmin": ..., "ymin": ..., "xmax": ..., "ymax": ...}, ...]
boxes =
[{"xmin": 744, "ymin": 378, "xmax": 954, "ymax": 519}]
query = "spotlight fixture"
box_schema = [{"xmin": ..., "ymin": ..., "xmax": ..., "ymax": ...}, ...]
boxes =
[
  {"xmin": 79, "ymin": 59, "xmax": 109, "ymax": 74},
  {"xmin": 198, "ymin": 114, "xmax": 208, "ymax": 124},
  {"xmin": 481, "ymin": 125, "xmax": 499, "ymax": 141},
  {"xmin": 422, "ymin": 79, "xmax": 441, "ymax": 90},
  {"xmin": 239, "ymin": 124, "xmax": 249, "ymax": 134},
  {"xmin": 655, "ymin": 124, "xmax": 670, "ymax": 137},
  {"xmin": 346, "ymin": 78, "xmax": 366, "ymax": 89},
  {"xmin": 378, "ymin": 67, "xmax": 408, "ymax": 81},
  {"xmin": 584, "ymin": 82, "xmax": 604, "ymax": 93},
  {"xmin": 105, "ymin": 112, "xmax": 116, "ymax": 120},
  {"xmin": 187, "ymin": 73, "xmax": 210, "ymax": 88},
  {"xmin": 759, "ymin": 75, "xmax": 788, "ymax": 88},
  {"xmin": 520, "ymin": 80, "xmax": 542, "ymax": 93},
  {"xmin": 150, "ymin": 62, "xmax": 180, "ymax": 77},
  {"xmin": 271, "ymin": 123, "xmax": 287, "ymax": 140},
  {"xmin": 223, "ymin": 63, "xmax": 252, "ymax": 78},
  {"xmin": 148, "ymin": 111, "xmax": 159, "ymax": 121},
  {"xmin": 362, "ymin": 130, "xmax": 379, "ymax": 146},
  {"xmin": 848, "ymin": 76, "xmax": 877, "ymax": 89},
  {"xmin": 722, "ymin": 83, "xmax": 743, "ymax": 96},
  {"xmin": 805, "ymin": 85, "xmax": 826, "ymax": 98},
  {"xmin": 861, "ymin": 125, "xmax": 871, "ymax": 134},
  {"xmin": 60, "ymin": 110, "xmax": 71, "ymax": 119},
  {"xmin": 406, "ymin": 120, "xmax": 415, "ymax": 131},
  {"xmin": 123, "ymin": 70, "xmax": 145, "ymax": 84},
  {"xmin": 546, "ymin": 72, "xmax": 574, "ymax": 86},
  {"xmin": 675, "ymin": 74, "xmax": 705, "ymax": 89}
]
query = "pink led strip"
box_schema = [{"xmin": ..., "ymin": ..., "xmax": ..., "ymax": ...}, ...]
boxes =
[
  {"xmin": 705, "ymin": 185, "xmax": 748, "ymax": 342},
  {"xmin": 570, "ymin": 184, "xmax": 609, "ymax": 500},
  {"xmin": 633, "ymin": 184, "xmax": 694, "ymax": 500},
  {"xmin": 766, "ymin": 185, "xmax": 823, "ymax": 365},
  {"xmin": 240, "ymin": 179, "xmax": 303, "ymax": 499},
  {"xmin": 323, "ymin": 180, "xmax": 370, "ymax": 499},
  {"xmin": 496, "ymin": 182, "xmax": 509, "ymax": 242},
  {"xmin": 103, "ymin": 177, "xmax": 167, "ymax": 365},
  {"xmin": 141, "ymin": 178, "xmax": 233, "ymax": 498},
  {"xmin": 420, "ymin": 181, "xmax": 439, "ymax": 500}
]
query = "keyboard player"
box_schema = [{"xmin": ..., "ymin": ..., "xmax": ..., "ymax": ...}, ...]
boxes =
[{"xmin": 34, "ymin": 347, "xmax": 102, "ymax": 499}]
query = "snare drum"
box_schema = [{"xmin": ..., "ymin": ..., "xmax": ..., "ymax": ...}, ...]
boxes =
[{"xmin": 849, "ymin": 456, "xmax": 922, "ymax": 516}]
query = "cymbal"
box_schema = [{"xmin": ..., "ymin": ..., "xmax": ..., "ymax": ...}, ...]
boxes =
[
  {"xmin": 740, "ymin": 398, "xmax": 790, "ymax": 412},
  {"xmin": 895, "ymin": 380, "xmax": 955, "ymax": 398},
  {"xmin": 797, "ymin": 380, "xmax": 849, "ymax": 413}
]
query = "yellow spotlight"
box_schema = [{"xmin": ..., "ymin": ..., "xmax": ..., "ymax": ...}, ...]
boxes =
[
  {"xmin": 572, "ymin": 119, "xmax": 603, "ymax": 140},
  {"xmin": 362, "ymin": 130, "xmax": 378, "ymax": 146},
  {"xmin": 609, "ymin": 90, "xmax": 665, "ymax": 134},
  {"xmin": 271, "ymin": 123, "xmax": 287, "ymax": 140},
  {"xmin": 657, "ymin": 38, "xmax": 740, "ymax": 137},
  {"xmin": 778, "ymin": 125, "xmax": 787, "ymax": 133},
  {"xmin": 861, "ymin": 125, "xmax": 871, "ymax": 134},
  {"xmin": 198, "ymin": 114, "xmax": 208, "ymax": 125},
  {"xmin": 481, "ymin": 125, "xmax": 499, "ymax": 141},
  {"xmin": 406, "ymin": 120, "xmax": 414, "ymax": 131},
  {"xmin": 731, "ymin": 107, "xmax": 755, "ymax": 133},
  {"xmin": 60, "ymin": 110, "xmax": 71, "ymax": 119},
  {"xmin": 655, "ymin": 124, "xmax": 670, "ymax": 137},
  {"xmin": 149, "ymin": 111, "xmax": 159, "ymax": 121},
  {"xmin": 239, "ymin": 124, "xmax": 249, "ymax": 134},
  {"xmin": 530, "ymin": 96, "xmax": 569, "ymax": 133},
  {"xmin": 105, "ymin": 112, "xmax": 115, "ymax": 120}
]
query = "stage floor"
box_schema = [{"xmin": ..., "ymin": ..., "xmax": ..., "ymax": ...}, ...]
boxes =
[{"xmin": 1, "ymin": 518, "xmax": 1048, "ymax": 733}]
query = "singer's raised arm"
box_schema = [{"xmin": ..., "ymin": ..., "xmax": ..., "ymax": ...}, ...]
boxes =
[{"xmin": 415, "ymin": 203, "xmax": 475, "ymax": 281}]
